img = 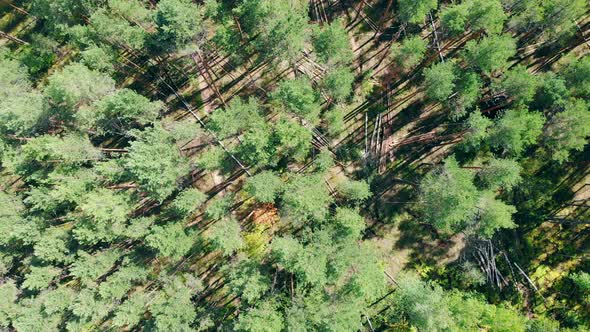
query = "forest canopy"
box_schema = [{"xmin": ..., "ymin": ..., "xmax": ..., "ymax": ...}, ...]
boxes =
[{"xmin": 0, "ymin": 0, "xmax": 588, "ymax": 331}]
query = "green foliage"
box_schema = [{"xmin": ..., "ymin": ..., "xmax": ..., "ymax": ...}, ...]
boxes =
[
  {"xmin": 273, "ymin": 117, "xmax": 312, "ymax": 162},
  {"xmin": 22, "ymin": 265, "xmax": 61, "ymax": 291},
  {"xmin": 494, "ymin": 66, "xmax": 539, "ymax": 105},
  {"xmin": 0, "ymin": 281, "xmax": 18, "ymax": 327},
  {"xmin": 208, "ymin": 217, "xmax": 243, "ymax": 256},
  {"xmin": 80, "ymin": 45, "xmax": 117, "ymax": 73},
  {"xmin": 544, "ymin": 99, "xmax": 590, "ymax": 163},
  {"xmin": 477, "ymin": 158, "xmax": 522, "ymax": 191},
  {"xmin": 333, "ymin": 207, "xmax": 366, "ymax": 240},
  {"xmin": 226, "ymin": 257, "xmax": 270, "ymax": 304},
  {"xmin": 532, "ymin": 72, "xmax": 569, "ymax": 110},
  {"xmin": 441, "ymin": 0, "xmax": 506, "ymax": 36},
  {"xmin": 563, "ymin": 55, "xmax": 590, "ymax": 98},
  {"xmin": 98, "ymin": 264, "xmax": 149, "ymax": 300},
  {"xmin": 0, "ymin": 191, "xmax": 33, "ymax": 246},
  {"xmin": 18, "ymin": 34, "xmax": 58, "ymax": 78},
  {"xmin": 0, "ymin": 53, "xmax": 45, "ymax": 136},
  {"xmin": 73, "ymin": 188, "xmax": 131, "ymax": 245},
  {"xmin": 526, "ymin": 316, "xmax": 561, "ymax": 332},
  {"xmin": 152, "ymin": 0, "xmax": 203, "ymax": 51},
  {"xmin": 322, "ymin": 67, "xmax": 355, "ymax": 102},
  {"xmin": 70, "ymin": 288, "xmax": 112, "ymax": 324},
  {"xmin": 237, "ymin": 0, "xmax": 310, "ymax": 62},
  {"xmin": 205, "ymin": 195, "xmax": 234, "ymax": 220},
  {"xmin": 196, "ymin": 145, "xmax": 226, "ymax": 171},
  {"xmin": 397, "ymin": 0, "xmax": 438, "ymax": 24},
  {"xmin": 70, "ymin": 249, "xmax": 121, "ymax": 285},
  {"xmin": 272, "ymin": 78, "xmax": 320, "ymax": 124},
  {"xmin": 466, "ymin": 0, "xmax": 507, "ymax": 35},
  {"xmin": 489, "ymin": 108, "xmax": 545, "ymax": 156},
  {"xmin": 125, "ymin": 124, "xmax": 190, "ymax": 201},
  {"xmin": 571, "ymin": 272, "xmax": 590, "ymax": 294},
  {"xmin": 393, "ymin": 273, "xmax": 528, "ymax": 331},
  {"xmin": 44, "ymin": 63, "xmax": 115, "ymax": 117},
  {"xmin": 441, "ymin": 2, "xmax": 469, "ymax": 36},
  {"xmin": 79, "ymin": 188, "xmax": 130, "ymax": 224},
  {"xmin": 19, "ymin": 133, "xmax": 100, "ymax": 168},
  {"xmin": 463, "ymin": 35, "xmax": 516, "ymax": 75},
  {"xmin": 324, "ymin": 105, "xmax": 347, "ymax": 137},
  {"xmin": 33, "ymin": 228, "xmax": 72, "ymax": 264},
  {"xmin": 281, "ymin": 174, "xmax": 334, "ymax": 222},
  {"xmin": 419, "ymin": 157, "xmax": 479, "ymax": 234},
  {"xmin": 145, "ymin": 222, "xmax": 194, "ymax": 259},
  {"xmin": 112, "ymin": 292, "xmax": 149, "ymax": 328},
  {"xmin": 87, "ymin": 8, "xmax": 148, "ymax": 49},
  {"xmin": 148, "ymin": 277, "xmax": 197, "ymax": 331},
  {"xmin": 313, "ymin": 149, "xmax": 335, "ymax": 173},
  {"xmin": 390, "ymin": 36, "xmax": 428, "ymax": 70},
  {"xmin": 475, "ymin": 191, "xmax": 517, "ymax": 238},
  {"xmin": 336, "ymin": 179, "xmax": 372, "ymax": 203},
  {"xmin": 340, "ymin": 243, "xmax": 386, "ymax": 302},
  {"xmin": 30, "ymin": 0, "xmax": 97, "ymax": 32},
  {"xmin": 235, "ymin": 300, "xmax": 284, "ymax": 332},
  {"xmin": 451, "ymin": 72, "xmax": 483, "ymax": 119},
  {"xmin": 170, "ymin": 188, "xmax": 207, "ymax": 217},
  {"xmin": 312, "ymin": 20, "xmax": 353, "ymax": 66},
  {"xmin": 244, "ymin": 171, "xmax": 283, "ymax": 203},
  {"xmin": 533, "ymin": 0, "xmax": 587, "ymax": 40},
  {"xmin": 424, "ymin": 61, "xmax": 457, "ymax": 102},
  {"xmin": 208, "ymin": 97, "xmax": 264, "ymax": 139},
  {"xmin": 393, "ymin": 272, "xmax": 454, "ymax": 331},
  {"xmin": 22, "ymin": 169, "xmax": 95, "ymax": 216},
  {"xmin": 234, "ymin": 123, "xmax": 274, "ymax": 167},
  {"xmin": 80, "ymin": 88, "xmax": 162, "ymax": 134}
]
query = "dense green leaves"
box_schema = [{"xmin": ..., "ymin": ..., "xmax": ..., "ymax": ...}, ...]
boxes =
[
  {"xmin": 463, "ymin": 35, "xmax": 516, "ymax": 75},
  {"xmin": 313, "ymin": 20, "xmax": 353, "ymax": 66},
  {"xmin": 281, "ymin": 174, "xmax": 334, "ymax": 222},
  {"xmin": 390, "ymin": 36, "xmax": 428, "ymax": 70},
  {"xmin": 544, "ymin": 99, "xmax": 590, "ymax": 162},
  {"xmin": 208, "ymin": 97, "xmax": 264, "ymax": 139},
  {"xmin": 477, "ymin": 158, "xmax": 522, "ymax": 191},
  {"xmin": 424, "ymin": 62, "xmax": 457, "ymax": 102},
  {"xmin": 237, "ymin": 0, "xmax": 310, "ymax": 62},
  {"xmin": 1, "ymin": 2, "xmax": 587, "ymax": 332},
  {"xmin": 489, "ymin": 108, "xmax": 545, "ymax": 156},
  {"xmin": 397, "ymin": 0, "xmax": 437, "ymax": 24},
  {"xmin": 152, "ymin": 0, "xmax": 203, "ymax": 51},
  {"xmin": 0, "ymin": 53, "xmax": 45, "ymax": 136},
  {"xmin": 22, "ymin": 265, "xmax": 60, "ymax": 291},
  {"xmin": 494, "ymin": 66, "xmax": 539, "ymax": 105},
  {"xmin": 146, "ymin": 222, "xmax": 194, "ymax": 259},
  {"xmin": 244, "ymin": 171, "xmax": 283, "ymax": 203},
  {"xmin": 125, "ymin": 125, "xmax": 190, "ymax": 201},
  {"xmin": 80, "ymin": 88, "xmax": 163, "ymax": 134},
  {"xmin": 44, "ymin": 63, "xmax": 115, "ymax": 117},
  {"xmin": 419, "ymin": 157, "xmax": 479, "ymax": 234},
  {"xmin": 272, "ymin": 78, "xmax": 320, "ymax": 123},
  {"xmin": 208, "ymin": 217, "xmax": 243, "ymax": 256}
]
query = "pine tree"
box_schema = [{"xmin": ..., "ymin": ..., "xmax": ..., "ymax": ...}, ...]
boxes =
[
  {"xmin": 419, "ymin": 156, "xmax": 479, "ymax": 234},
  {"xmin": 544, "ymin": 98, "xmax": 590, "ymax": 163},
  {"xmin": 463, "ymin": 35, "xmax": 516, "ymax": 75},
  {"xmin": 244, "ymin": 171, "xmax": 283, "ymax": 204},
  {"xmin": 488, "ymin": 108, "xmax": 545, "ymax": 156},
  {"xmin": 125, "ymin": 124, "xmax": 190, "ymax": 202},
  {"xmin": 397, "ymin": 0, "xmax": 438, "ymax": 24},
  {"xmin": 424, "ymin": 62, "xmax": 457, "ymax": 102},
  {"xmin": 390, "ymin": 36, "xmax": 428, "ymax": 70},
  {"xmin": 207, "ymin": 217, "xmax": 243, "ymax": 256},
  {"xmin": 312, "ymin": 19, "xmax": 353, "ymax": 66}
]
